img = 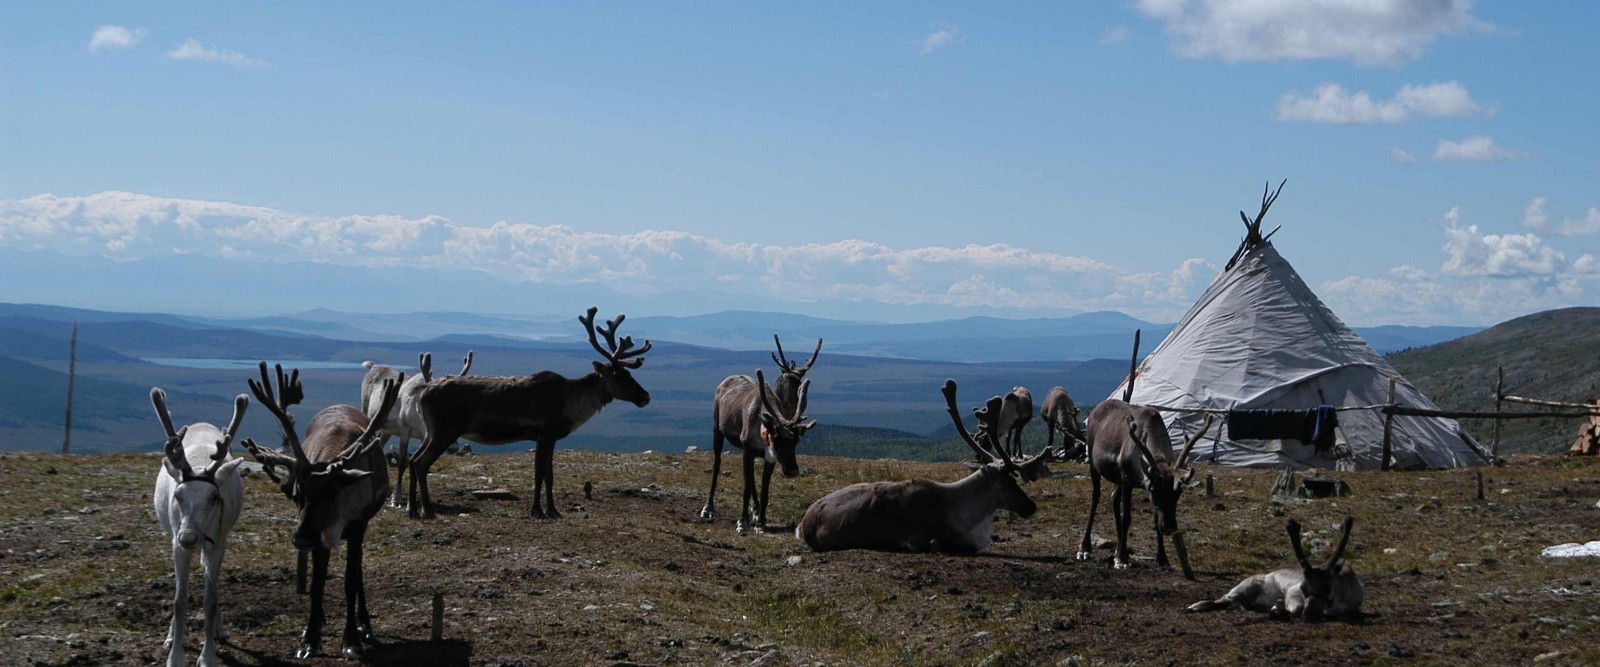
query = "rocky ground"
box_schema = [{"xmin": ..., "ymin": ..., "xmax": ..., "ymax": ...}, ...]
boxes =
[{"xmin": 2, "ymin": 450, "xmax": 1597, "ymax": 666}]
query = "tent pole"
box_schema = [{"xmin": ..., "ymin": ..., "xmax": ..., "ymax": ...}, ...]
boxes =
[
  {"xmin": 1381, "ymin": 377, "xmax": 1397, "ymax": 471},
  {"xmin": 1122, "ymin": 329, "xmax": 1140, "ymax": 403}
]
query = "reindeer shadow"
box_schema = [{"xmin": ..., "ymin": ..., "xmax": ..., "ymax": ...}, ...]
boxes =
[{"xmin": 223, "ymin": 638, "xmax": 472, "ymax": 667}]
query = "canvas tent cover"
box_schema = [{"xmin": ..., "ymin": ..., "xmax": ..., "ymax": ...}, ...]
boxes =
[{"xmin": 1114, "ymin": 241, "xmax": 1489, "ymax": 471}]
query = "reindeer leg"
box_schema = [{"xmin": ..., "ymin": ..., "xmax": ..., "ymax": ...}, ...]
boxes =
[
  {"xmin": 1154, "ymin": 511, "xmax": 1171, "ymax": 571},
  {"xmin": 298, "ymin": 548, "xmax": 330, "ymax": 659},
  {"xmin": 737, "ymin": 451, "xmax": 757, "ymax": 533},
  {"xmin": 391, "ymin": 429, "xmax": 409, "ymax": 508},
  {"xmin": 200, "ymin": 542, "xmax": 224, "ymax": 666},
  {"xmin": 1077, "ymin": 469, "xmax": 1101, "ymax": 560},
  {"xmin": 409, "ymin": 434, "xmax": 449, "ymax": 520},
  {"xmin": 341, "ymin": 525, "xmax": 370, "ymax": 658},
  {"xmin": 536, "ymin": 440, "xmax": 560, "ymax": 519},
  {"xmin": 757, "ymin": 458, "xmax": 775, "ymax": 532},
  {"xmin": 166, "ymin": 542, "xmax": 189, "ymax": 667},
  {"xmin": 1113, "ymin": 485, "xmax": 1133, "ymax": 569},
  {"xmin": 699, "ymin": 429, "xmax": 724, "ymax": 520}
]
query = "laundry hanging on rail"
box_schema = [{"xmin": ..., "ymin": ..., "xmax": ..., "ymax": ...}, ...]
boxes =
[{"xmin": 1226, "ymin": 407, "xmax": 1339, "ymax": 452}]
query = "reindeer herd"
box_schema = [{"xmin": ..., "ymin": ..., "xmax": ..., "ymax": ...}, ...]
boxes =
[{"xmin": 149, "ymin": 306, "xmax": 1364, "ymax": 665}]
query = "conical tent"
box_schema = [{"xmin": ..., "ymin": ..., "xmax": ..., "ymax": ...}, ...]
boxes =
[{"xmin": 1112, "ymin": 199, "xmax": 1488, "ymax": 470}]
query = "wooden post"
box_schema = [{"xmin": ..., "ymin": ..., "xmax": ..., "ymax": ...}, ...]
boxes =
[
  {"xmin": 1122, "ymin": 329, "xmax": 1141, "ymax": 403},
  {"xmin": 1474, "ymin": 470, "xmax": 1484, "ymax": 501},
  {"xmin": 62, "ymin": 321, "xmax": 77, "ymax": 454},
  {"xmin": 1380, "ymin": 377, "xmax": 1397, "ymax": 471},
  {"xmin": 1491, "ymin": 367, "xmax": 1504, "ymax": 460},
  {"xmin": 1204, "ymin": 474, "xmax": 1215, "ymax": 498},
  {"xmin": 431, "ymin": 592, "xmax": 444, "ymax": 641}
]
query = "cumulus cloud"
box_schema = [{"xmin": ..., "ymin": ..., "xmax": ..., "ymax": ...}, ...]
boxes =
[
  {"xmin": 166, "ymin": 39, "xmax": 266, "ymax": 69},
  {"xmin": 1521, "ymin": 196, "xmax": 1600, "ymax": 237},
  {"xmin": 1276, "ymin": 81, "xmax": 1480, "ymax": 123},
  {"xmin": 919, "ymin": 24, "xmax": 960, "ymax": 55},
  {"xmin": 0, "ymin": 192, "xmax": 1215, "ymax": 318},
  {"xmin": 1321, "ymin": 206, "xmax": 1597, "ymax": 324},
  {"xmin": 89, "ymin": 25, "xmax": 146, "ymax": 53},
  {"xmin": 1136, "ymin": 0, "xmax": 1488, "ymax": 66},
  {"xmin": 1433, "ymin": 135, "xmax": 1520, "ymax": 162},
  {"xmin": 1390, "ymin": 148, "xmax": 1418, "ymax": 165}
]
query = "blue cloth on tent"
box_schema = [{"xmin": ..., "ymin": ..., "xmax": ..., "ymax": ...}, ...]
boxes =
[{"xmin": 1227, "ymin": 406, "xmax": 1339, "ymax": 452}]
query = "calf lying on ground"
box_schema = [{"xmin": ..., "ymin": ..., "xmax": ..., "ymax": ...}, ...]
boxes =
[{"xmin": 1187, "ymin": 517, "xmax": 1364, "ymax": 621}]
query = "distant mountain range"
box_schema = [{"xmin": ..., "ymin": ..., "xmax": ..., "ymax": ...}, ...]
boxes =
[{"xmin": 0, "ymin": 301, "xmax": 1488, "ymax": 454}]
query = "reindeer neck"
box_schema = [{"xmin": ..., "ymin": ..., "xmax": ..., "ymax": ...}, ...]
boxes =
[{"xmin": 565, "ymin": 371, "xmax": 614, "ymax": 426}]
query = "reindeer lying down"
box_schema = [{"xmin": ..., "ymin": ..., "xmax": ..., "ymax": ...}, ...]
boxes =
[{"xmin": 1187, "ymin": 517, "xmax": 1364, "ymax": 621}]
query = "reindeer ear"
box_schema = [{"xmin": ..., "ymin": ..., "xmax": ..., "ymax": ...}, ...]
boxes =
[
  {"xmin": 592, "ymin": 361, "xmax": 608, "ymax": 374},
  {"xmin": 217, "ymin": 457, "xmax": 244, "ymax": 479},
  {"xmin": 335, "ymin": 469, "xmax": 374, "ymax": 484},
  {"xmin": 162, "ymin": 458, "xmax": 185, "ymax": 482},
  {"xmin": 1180, "ymin": 467, "xmax": 1196, "ymax": 485}
]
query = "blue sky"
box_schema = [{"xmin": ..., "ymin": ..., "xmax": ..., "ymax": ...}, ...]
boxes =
[{"xmin": 1, "ymin": 2, "xmax": 1596, "ymax": 325}]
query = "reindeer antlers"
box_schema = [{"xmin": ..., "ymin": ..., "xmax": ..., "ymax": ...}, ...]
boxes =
[
  {"xmin": 317, "ymin": 375, "xmax": 401, "ymax": 477},
  {"xmin": 1286, "ymin": 517, "xmax": 1355, "ymax": 571},
  {"xmin": 581, "ymin": 307, "xmax": 652, "ymax": 369},
  {"xmin": 1177, "ymin": 413, "xmax": 1214, "ymax": 469},
  {"xmin": 151, "ymin": 388, "xmax": 247, "ymax": 479},
  {"xmin": 247, "ymin": 362, "xmax": 309, "ymax": 468},
  {"xmin": 772, "ymin": 335, "xmax": 823, "ymax": 375},
  {"xmin": 940, "ymin": 380, "xmax": 1016, "ymax": 467},
  {"xmin": 457, "ymin": 350, "xmax": 474, "ymax": 377}
]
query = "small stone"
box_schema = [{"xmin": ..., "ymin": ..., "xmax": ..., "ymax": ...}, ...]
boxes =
[
  {"xmin": 946, "ymin": 586, "xmax": 964, "ymax": 595},
  {"xmin": 1384, "ymin": 548, "xmax": 1398, "ymax": 555},
  {"xmin": 976, "ymin": 651, "xmax": 1006, "ymax": 667},
  {"xmin": 642, "ymin": 450, "xmax": 655, "ymax": 455},
  {"xmin": 786, "ymin": 556, "xmax": 802, "ymax": 567},
  {"xmin": 686, "ymin": 446, "xmax": 700, "ymax": 454},
  {"xmin": 582, "ymin": 605, "xmax": 601, "ymax": 612},
  {"xmin": 1534, "ymin": 651, "xmax": 1563, "ymax": 663},
  {"xmin": 1518, "ymin": 628, "xmax": 1530, "ymax": 639},
  {"xmin": 750, "ymin": 650, "xmax": 778, "ymax": 667},
  {"xmin": 1386, "ymin": 644, "xmax": 1414, "ymax": 658}
]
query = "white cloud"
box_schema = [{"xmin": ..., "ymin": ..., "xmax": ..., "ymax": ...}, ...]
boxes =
[
  {"xmin": 1390, "ymin": 148, "xmax": 1418, "ymax": 165},
  {"xmin": 89, "ymin": 25, "xmax": 146, "ymax": 53},
  {"xmin": 1432, "ymin": 135, "xmax": 1521, "ymax": 162},
  {"xmin": 1276, "ymin": 81, "xmax": 1480, "ymax": 124},
  {"xmin": 1135, "ymin": 0, "xmax": 1488, "ymax": 66},
  {"xmin": 1321, "ymin": 206, "xmax": 1597, "ymax": 324},
  {"xmin": 1100, "ymin": 26, "xmax": 1133, "ymax": 45},
  {"xmin": 0, "ymin": 192, "xmax": 1216, "ymax": 319},
  {"xmin": 1522, "ymin": 196, "xmax": 1600, "ymax": 237},
  {"xmin": 166, "ymin": 39, "xmax": 266, "ymax": 69},
  {"xmin": 919, "ymin": 24, "xmax": 960, "ymax": 55}
]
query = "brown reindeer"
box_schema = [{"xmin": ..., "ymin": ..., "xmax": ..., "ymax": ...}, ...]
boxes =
[
  {"xmin": 997, "ymin": 385, "xmax": 1034, "ymax": 457},
  {"xmin": 242, "ymin": 362, "xmax": 399, "ymax": 660},
  {"xmin": 1077, "ymin": 399, "xmax": 1212, "ymax": 579},
  {"xmin": 795, "ymin": 380, "xmax": 1055, "ymax": 552},
  {"xmin": 407, "ymin": 307, "xmax": 651, "ymax": 519},
  {"xmin": 700, "ymin": 369, "xmax": 816, "ymax": 532},
  {"xmin": 1188, "ymin": 517, "xmax": 1364, "ymax": 621},
  {"xmin": 1039, "ymin": 385, "xmax": 1088, "ymax": 460}
]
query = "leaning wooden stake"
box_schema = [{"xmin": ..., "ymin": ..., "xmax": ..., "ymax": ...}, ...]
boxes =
[
  {"xmin": 1491, "ymin": 367, "xmax": 1504, "ymax": 460},
  {"xmin": 1121, "ymin": 329, "xmax": 1141, "ymax": 403},
  {"xmin": 1205, "ymin": 474, "xmax": 1215, "ymax": 498},
  {"xmin": 1380, "ymin": 377, "xmax": 1397, "ymax": 471},
  {"xmin": 1474, "ymin": 470, "xmax": 1485, "ymax": 501},
  {"xmin": 431, "ymin": 592, "xmax": 444, "ymax": 641},
  {"xmin": 62, "ymin": 321, "xmax": 78, "ymax": 454}
]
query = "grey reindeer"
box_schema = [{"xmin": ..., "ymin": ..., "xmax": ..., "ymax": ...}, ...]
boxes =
[
  {"xmin": 795, "ymin": 380, "xmax": 1056, "ymax": 552},
  {"xmin": 1039, "ymin": 385, "xmax": 1088, "ymax": 460},
  {"xmin": 1077, "ymin": 400, "xmax": 1213, "ymax": 579},
  {"xmin": 1188, "ymin": 517, "xmax": 1364, "ymax": 621},
  {"xmin": 700, "ymin": 368, "xmax": 816, "ymax": 532}
]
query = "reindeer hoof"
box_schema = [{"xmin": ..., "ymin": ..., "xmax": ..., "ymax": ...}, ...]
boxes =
[
  {"xmin": 295, "ymin": 643, "xmax": 320, "ymax": 659},
  {"xmin": 735, "ymin": 519, "xmax": 751, "ymax": 533},
  {"xmin": 1075, "ymin": 551, "xmax": 1092, "ymax": 561},
  {"xmin": 698, "ymin": 506, "xmax": 716, "ymax": 520},
  {"xmin": 342, "ymin": 644, "xmax": 369, "ymax": 659},
  {"xmin": 1157, "ymin": 562, "xmax": 1173, "ymax": 571},
  {"xmin": 1113, "ymin": 560, "xmax": 1132, "ymax": 570}
]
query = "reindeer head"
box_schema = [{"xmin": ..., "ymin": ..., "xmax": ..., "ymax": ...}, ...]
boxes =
[
  {"xmin": 1288, "ymin": 517, "xmax": 1355, "ymax": 622},
  {"xmin": 152, "ymin": 388, "xmax": 248, "ymax": 548},
  {"xmin": 243, "ymin": 362, "xmax": 400, "ymax": 551},
  {"xmin": 1126, "ymin": 413, "xmax": 1212, "ymax": 536},
  {"xmin": 940, "ymin": 381, "xmax": 1057, "ymax": 518},
  {"xmin": 1046, "ymin": 390, "xmax": 1089, "ymax": 460},
  {"xmin": 770, "ymin": 335, "xmax": 822, "ymax": 406},
  {"xmin": 580, "ymin": 307, "xmax": 652, "ymax": 407},
  {"xmin": 754, "ymin": 369, "xmax": 815, "ymax": 478}
]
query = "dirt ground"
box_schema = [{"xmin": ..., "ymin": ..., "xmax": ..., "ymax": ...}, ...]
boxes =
[{"xmin": 2, "ymin": 450, "xmax": 1597, "ymax": 666}]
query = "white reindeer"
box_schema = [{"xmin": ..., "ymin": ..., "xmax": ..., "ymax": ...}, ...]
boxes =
[{"xmin": 150, "ymin": 388, "xmax": 247, "ymax": 667}]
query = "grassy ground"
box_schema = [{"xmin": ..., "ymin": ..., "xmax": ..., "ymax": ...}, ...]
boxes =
[{"xmin": 2, "ymin": 450, "xmax": 1597, "ymax": 666}]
